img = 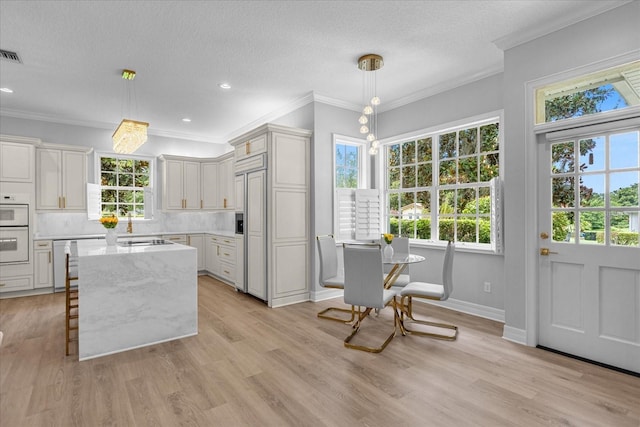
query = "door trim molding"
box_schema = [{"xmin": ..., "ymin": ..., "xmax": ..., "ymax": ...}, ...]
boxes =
[{"xmin": 524, "ymin": 50, "xmax": 640, "ymax": 348}]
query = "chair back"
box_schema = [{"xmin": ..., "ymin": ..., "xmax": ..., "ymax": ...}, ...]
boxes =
[
  {"xmin": 316, "ymin": 235, "xmax": 338, "ymax": 283},
  {"xmin": 442, "ymin": 241, "xmax": 455, "ymax": 300},
  {"xmin": 343, "ymin": 243, "xmax": 385, "ymax": 309},
  {"xmin": 380, "ymin": 236, "xmax": 409, "ymax": 274}
]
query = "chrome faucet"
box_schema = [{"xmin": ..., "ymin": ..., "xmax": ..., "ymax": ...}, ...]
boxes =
[{"xmin": 127, "ymin": 212, "xmax": 133, "ymax": 234}]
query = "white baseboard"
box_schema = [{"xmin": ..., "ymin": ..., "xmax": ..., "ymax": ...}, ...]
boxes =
[
  {"xmin": 310, "ymin": 288, "xmax": 343, "ymax": 302},
  {"xmin": 502, "ymin": 325, "xmax": 527, "ymax": 345},
  {"xmin": 420, "ymin": 298, "xmax": 505, "ymax": 323}
]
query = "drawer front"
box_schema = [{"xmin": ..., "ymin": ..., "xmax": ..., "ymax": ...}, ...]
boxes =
[
  {"xmin": 0, "ymin": 276, "xmax": 32, "ymax": 293},
  {"xmin": 35, "ymin": 240, "xmax": 52, "ymax": 250},
  {"xmin": 219, "ymin": 244, "xmax": 236, "ymax": 263},
  {"xmin": 219, "ymin": 261, "xmax": 235, "ymax": 282}
]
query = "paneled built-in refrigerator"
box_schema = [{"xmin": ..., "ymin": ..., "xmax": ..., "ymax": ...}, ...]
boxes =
[{"xmin": 234, "ymin": 158, "xmax": 267, "ymax": 301}]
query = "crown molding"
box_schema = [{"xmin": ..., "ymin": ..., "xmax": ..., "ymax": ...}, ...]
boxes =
[
  {"xmin": 381, "ymin": 64, "xmax": 504, "ymax": 112},
  {"xmin": 492, "ymin": 1, "xmax": 632, "ymax": 51},
  {"xmin": 223, "ymin": 92, "xmax": 317, "ymax": 142}
]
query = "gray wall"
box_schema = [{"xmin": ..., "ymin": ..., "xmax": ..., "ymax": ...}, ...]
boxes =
[
  {"xmin": 502, "ymin": 1, "xmax": 640, "ymax": 334},
  {"xmin": 378, "ymin": 73, "xmax": 506, "ymax": 313}
]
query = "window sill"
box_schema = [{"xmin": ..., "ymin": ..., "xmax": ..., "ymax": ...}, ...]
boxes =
[{"xmin": 409, "ymin": 239, "xmax": 504, "ymax": 255}]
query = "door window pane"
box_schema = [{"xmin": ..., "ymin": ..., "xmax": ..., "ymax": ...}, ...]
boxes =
[
  {"xmin": 551, "ymin": 141, "xmax": 575, "ymax": 174},
  {"xmin": 580, "ymin": 137, "xmax": 605, "ymax": 172}
]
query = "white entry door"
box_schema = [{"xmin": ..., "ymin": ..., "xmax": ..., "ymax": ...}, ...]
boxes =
[{"xmin": 537, "ymin": 122, "xmax": 640, "ymax": 373}]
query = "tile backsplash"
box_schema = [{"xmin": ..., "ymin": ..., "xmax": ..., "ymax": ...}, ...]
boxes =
[{"xmin": 35, "ymin": 211, "xmax": 234, "ymax": 237}]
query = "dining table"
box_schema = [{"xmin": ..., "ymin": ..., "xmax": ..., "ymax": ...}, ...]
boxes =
[{"xmin": 382, "ymin": 253, "xmax": 426, "ymax": 289}]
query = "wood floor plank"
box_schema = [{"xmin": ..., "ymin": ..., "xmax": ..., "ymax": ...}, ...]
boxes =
[{"xmin": 1, "ymin": 276, "xmax": 639, "ymax": 426}]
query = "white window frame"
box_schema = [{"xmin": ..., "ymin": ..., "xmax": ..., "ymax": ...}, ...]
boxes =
[
  {"xmin": 333, "ymin": 134, "xmax": 370, "ymax": 242},
  {"xmin": 377, "ymin": 111, "xmax": 504, "ymax": 253},
  {"xmin": 94, "ymin": 152, "xmax": 155, "ymax": 221}
]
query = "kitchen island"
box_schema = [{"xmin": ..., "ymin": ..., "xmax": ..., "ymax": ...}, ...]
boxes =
[{"xmin": 76, "ymin": 239, "xmax": 197, "ymax": 361}]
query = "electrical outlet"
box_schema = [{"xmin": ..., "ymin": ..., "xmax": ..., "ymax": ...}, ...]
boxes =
[{"xmin": 483, "ymin": 281, "xmax": 491, "ymax": 293}]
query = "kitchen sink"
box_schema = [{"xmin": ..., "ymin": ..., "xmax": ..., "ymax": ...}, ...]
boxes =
[{"xmin": 118, "ymin": 239, "xmax": 174, "ymax": 247}]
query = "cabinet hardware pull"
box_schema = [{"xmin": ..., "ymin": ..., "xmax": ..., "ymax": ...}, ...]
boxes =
[
  {"xmin": 63, "ymin": 197, "xmax": 66, "ymax": 208},
  {"xmin": 224, "ymin": 270, "xmax": 230, "ymax": 275},
  {"xmin": 246, "ymin": 141, "xmax": 250, "ymax": 155},
  {"xmin": 217, "ymin": 246, "xmax": 220, "ymax": 256},
  {"xmin": 0, "ymin": 283, "xmax": 5, "ymax": 287},
  {"xmin": 58, "ymin": 196, "xmax": 62, "ymax": 208},
  {"xmin": 38, "ymin": 242, "xmax": 47, "ymax": 247},
  {"xmin": 223, "ymin": 198, "xmax": 227, "ymax": 209},
  {"xmin": 201, "ymin": 200, "xmax": 203, "ymax": 209},
  {"xmin": 49, "ymin": 252, "xmax": 51, "ymax": 263},
  {"xmin": 224, "ymin": 252, "xmax": 229, "ymax": 256}
]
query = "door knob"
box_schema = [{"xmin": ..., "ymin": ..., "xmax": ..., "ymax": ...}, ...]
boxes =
[
  {"xmin": 540, "ymin": 248, "xmax": 558, "ymax": 256},
  {"xmin": 540, "ymin": 232, "xmax": 549, "ymax": 239}
]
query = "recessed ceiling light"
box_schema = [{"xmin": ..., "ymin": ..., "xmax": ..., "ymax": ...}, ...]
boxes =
[
  {"xmin": 182, "ymin": 118, "xmax": 191, "ymax": 122},
  {"xmin": 218, "ymin": 83, "xmax": 231, "ymax": 90},
  {"xmin": 0, "ymin": 87, "xmax": 13, "ymax": 93}
]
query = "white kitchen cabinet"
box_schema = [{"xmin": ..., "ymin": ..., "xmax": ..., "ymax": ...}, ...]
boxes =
[
  {"xmin": 246, "ymin": 169, "xmax": 266, "ymax": 300},
  {"xmin": 34, "ymin": 240, "xmax": 53, "ymax": 289},
  {"xmin": 233, "ymin": 133, "xmax": 267, "ymax": 162},
  {"xmin": 160, "ymin": 157, "xmax": 201, "ymax": 210},
  {"xmin": 234, "ymin": 174, "xmax": 244, "ymax": 213},
  {"xmin": 0, "ymin": 138, "xmax": 37, "ymax": 183},
  {"xmin": 205, "ymin": 234, "xmax": 235, "ymax": 284},
  {"xmin": 187, "ymin": 234, "xmax": 205, "ymax": 271},
  {"xmin": 36, "ymin": 146, "xmax": 89, "ymax": 210},
  {"xmin": 201, "ymin": 162, "xmax": 219, "ymax": 209},
  {"xmin": 218, "ymin": 154, "xmax": 235, "ymax": 210},
  {"xmin": 230, "ymin": 124, "xmax": 311, "ymax": 307},
  {"xmin": 205, "ymin": 235, "xmax": 220, "ymax": 275}
]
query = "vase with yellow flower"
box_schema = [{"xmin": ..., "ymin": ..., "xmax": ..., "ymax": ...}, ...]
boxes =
[
  {"xmin": 382, "ymin": 233, "xmax": 394, "ymax": 259},
  {"xmin": 100, "ymin": 214, "xmax": 119, "ymax": 246}
]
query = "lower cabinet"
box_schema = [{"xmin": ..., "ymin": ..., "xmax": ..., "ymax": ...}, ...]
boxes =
[
  {"xmin": 186, "ymin": 234, "xmax": 205, "ymax": 271},
  {"xmin": 205, "ymin": 234, "xmax": 236, "ymax": 285},
  {"xmin": 34, "ymin": 240, "xmax": 53, "ymax": 289}
]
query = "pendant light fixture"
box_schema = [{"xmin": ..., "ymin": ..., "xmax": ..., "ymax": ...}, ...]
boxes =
[
  {"xmin": 357, "ymin": 54, "xmax": 383, "ymax": 155},
  {"xmin": 112, "ymin": 69, "xmax": 149, "ymax": 154}
]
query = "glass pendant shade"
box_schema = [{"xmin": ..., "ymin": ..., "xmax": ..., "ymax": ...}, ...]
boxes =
[
  {"xmin": 357, "ymin": 54, "xmax": 383, "ymax": 155},
  {"xmin": 113, "ymin": 119, "xmax": 149, "ymax": 154}
]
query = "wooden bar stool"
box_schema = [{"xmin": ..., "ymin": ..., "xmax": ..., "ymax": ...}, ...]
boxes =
[{"xmin": 65, "ymin": 252, "xmax": 79, "ymax": 356}]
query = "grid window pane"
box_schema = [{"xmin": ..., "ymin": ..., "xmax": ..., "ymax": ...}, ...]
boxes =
[{"xmin": 100, "ymin": 155, "xmax": 150, "ymax": 218}]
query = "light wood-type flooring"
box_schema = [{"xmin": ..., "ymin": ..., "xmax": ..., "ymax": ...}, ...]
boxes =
[{"xmin": 1, "ymin": 276, "xmax": 639, "ymax": 426}]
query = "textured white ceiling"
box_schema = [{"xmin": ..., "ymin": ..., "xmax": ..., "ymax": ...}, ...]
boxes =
[{"xmin": 0, "ymin": 1, "xmax": 628, "ymax": 144}]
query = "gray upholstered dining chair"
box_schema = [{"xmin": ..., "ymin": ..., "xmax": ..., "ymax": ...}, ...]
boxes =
[
  {"xmin": 380, "ymin": 236, "xmax": 411, "ymax": 289},
  {"xmin": 343, "ymin": 243, "xmax": 399, "ymax": 353},
  {"xmin": 399, "ymin": 241, "xmax": 458, "ymax": 340},
  {"xmin": 316, "ymin": 235, "xmax": 357, "ymax": 323}
]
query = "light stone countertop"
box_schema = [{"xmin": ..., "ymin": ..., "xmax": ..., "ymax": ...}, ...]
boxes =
[
  {"xmin": 34, "ymin": 230, "xmax": 236, "ymax": 240},
  {"xmin": 76, "ymin": 238, "xmax": 196, "ymax": 257}
]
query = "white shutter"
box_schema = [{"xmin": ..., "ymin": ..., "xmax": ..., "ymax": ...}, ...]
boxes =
[
  {"xmin": 144, "ymin": 187, "xmax": 154, "ymax": 220},
  {"xmin": 490, "ymin": 177, "xmax": 503, "ymax": 254},
  {"xmin": 335, "ymin": 188, "xmax": 355, "ymax": 242},
  {"xmin": 86, "ymin": 183, "xmax": 100, "ymax": 220},
  {"xmin": 355, "ymin": 189, "xmax": 381, "ymax": 240}
]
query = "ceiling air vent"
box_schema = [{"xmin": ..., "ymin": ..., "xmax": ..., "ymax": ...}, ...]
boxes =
[{"xmin": 0, "ymin": 49, "xmax": 22, "ymax": 63}]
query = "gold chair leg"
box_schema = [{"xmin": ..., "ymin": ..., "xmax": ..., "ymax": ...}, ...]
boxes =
[
  {"xmin": 343, "ymin": 303, "xmax": 398, "ymax": 353},
  {"xmin": 399, "ymin": 296, "xmax": 458, "ymax": 341},
  {"xmin": 317, "ymin": 305, "xmax": 359, "ymax": 323}
]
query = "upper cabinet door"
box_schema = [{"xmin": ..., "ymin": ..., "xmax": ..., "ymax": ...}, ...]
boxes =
[
  {"xmin": 219, "ymin": 157, "xmax": 234, "ymax": 210},
  {"xmin": 183, "ymin": 161, "xmax": 201, "ymax": 209},
  {"xmin": 61, "ymin": 150, "xmax": 87, "ymax": 210},
  {"xmin": 0, "ymin": 141, "xmax": 35, "ymax": 183},
  {"xmin": 36, "ymin": 149, "xmax": 63, "ymax": 210},
  {"xmin": 201, "ymin": 162, "xmax": 219, "ymax": 210},
  {"xmin": 164, "ymin": 159, "xmax": 185, "ymax": 210}
]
